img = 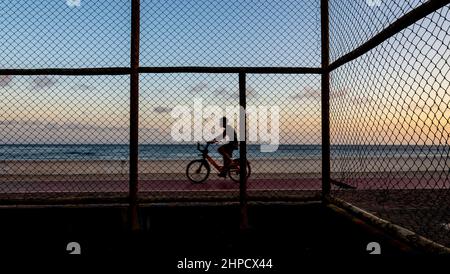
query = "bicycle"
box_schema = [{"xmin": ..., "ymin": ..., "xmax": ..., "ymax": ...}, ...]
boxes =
[{"xmin": 186, "ymin": 141, "xmax": 251, "ymax": 183}]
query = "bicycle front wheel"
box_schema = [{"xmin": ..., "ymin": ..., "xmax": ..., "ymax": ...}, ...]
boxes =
[{"xmin": 186, "ymin": 159, "xmax": 210, "ymax": 183}]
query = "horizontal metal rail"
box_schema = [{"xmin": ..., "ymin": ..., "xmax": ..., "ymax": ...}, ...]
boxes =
[
  {"xmin": 330, "ymin": 179, "xmax": 356, "ymax": 189},
  {"xmin": 0, "ymin": 67, "xmax": 131, "ymax": 75},
  {"xmin": 329, "ymin": 0, "xmax": 450, "ymax": 71},
  {"xmin": 0, "ymin": 193, "xmax": 322, "ymax": 207},
  {"xmin": 139, "ymin": 66, "xmax": 322, "ymax": 74},
  {"xmin": 0, "ymin": 66, "xmax": 323, "ymax": 76}
]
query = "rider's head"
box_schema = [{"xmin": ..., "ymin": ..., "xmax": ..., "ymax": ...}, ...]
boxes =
[{"xmin": 220, "ymin": 116, "xmax": 227, "ymax": 127}]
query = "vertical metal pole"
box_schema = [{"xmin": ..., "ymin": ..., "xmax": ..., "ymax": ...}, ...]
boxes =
[
  {"xmin": 239, "ymin": 73, "xmax": 248, "ymax": 230},
  {"xmin": 129, "ymin": 0, "xmax": 140, "ymax": 231},
  {"xmin": 321, "ymin": 0, "xmax": 331, "ymax": 202}
]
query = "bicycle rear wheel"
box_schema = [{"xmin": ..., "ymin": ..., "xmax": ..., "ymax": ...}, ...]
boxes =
[
  {"xmin": 228, "ymin": 159, "xmax": 251, "ymax": 183},
  {"xmin": 186, "ymin": 159, "xmax": 210, "ymax": 183}
]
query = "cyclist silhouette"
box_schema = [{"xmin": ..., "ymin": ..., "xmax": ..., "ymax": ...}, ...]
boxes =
[{"xmin": 209, "ymin": 117, "xmax": 238, "ymax": 177}]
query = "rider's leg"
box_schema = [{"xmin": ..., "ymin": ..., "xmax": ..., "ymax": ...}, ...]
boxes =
[{"xmin": 218, "ymin": 145, "xmax": 232, "ymax": 175}]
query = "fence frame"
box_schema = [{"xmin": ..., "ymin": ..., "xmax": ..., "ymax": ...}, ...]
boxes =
[
  {"xmin": 321, "ymin": 0, "xmax": 331, "ymax": 202},
  {"xmin": 0, "ymin": 0, "xmax": 449, "ymax": 250}
]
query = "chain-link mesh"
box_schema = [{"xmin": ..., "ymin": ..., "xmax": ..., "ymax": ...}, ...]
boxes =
[
  {"xmin": 140, "ymin": 0, "xmax": 320, "ymax": 67},
  {"xmin": 329, "ymin": 0, "xmax": 427, "ymax": 62},
  {"xmin": 0, "ymin": 1, "xmax": 130, "ymax": 68},
  {"xmin": 1, "ymin": 0, "xmax": 449, "ymax": 249},
  {"xmin": 139, "ymin": 73, "xmax": 240, "ymax": 201},
  {"xmin": 330, "ymin": 4, "xmax": 450, "ymax": 247},
  {"xmin": 247, "ymin": 74, "xmax": 321, "ymax": 200},
  {"xmin": 137, "ymin": 73, "xmax": 321, "ymax": 201},
  {"xmin": 0, "ymin": 1, "xmax": 322, "ymax": 204},
  {"xmin": 0, "ymin": 75, "xmax": 130, "ymax": 202}
]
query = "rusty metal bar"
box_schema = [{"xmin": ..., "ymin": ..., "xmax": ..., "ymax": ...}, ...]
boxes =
[
  {"xmin": 0, "ymin": 66, "xmax": 322, "ymax": 76},
  {"xmin": 321, "ymin": 0, "xmax": 331, "ymax": 202},
  {"xmin": 0, "ymin": 66, "xmax": 323, "ymax": 76},
  {"xmin": 129, "ymin": 0, "xmax": 140, "ymax": 232},
  {"xmin": 329, "ymin": 0, "xmax": 450, "ymax": 71},
  {"xmin": 139, "ymin": 66, "xmax": 322, "ymax": 74},
  {"xmin": 0, "ymin": 67, "xmax": 130, "ymax": 75},
  {"xmin": 239, "ymin": 72, "xmax": 248, "ymax": 230}
]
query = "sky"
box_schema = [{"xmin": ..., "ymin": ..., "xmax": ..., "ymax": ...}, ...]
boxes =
[
  {"xmin": 0, "ymin": 0, "xmax": 321, "ymax": 68},
  {"xmin": 0, "ymin": 0, "xmax": 449, "ymax": 145}
]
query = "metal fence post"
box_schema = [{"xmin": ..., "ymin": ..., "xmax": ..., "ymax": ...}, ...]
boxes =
[
  {"xmin": 239, "ymin": 72, "xmax": 248, "ymax": 230},
  {"xmin": 321, "ymin": 0, "xmax": 331, "ymax": 202},
  {"xmin": 129, "ymin": 0, "xmax": 140, "ymax": 231}
]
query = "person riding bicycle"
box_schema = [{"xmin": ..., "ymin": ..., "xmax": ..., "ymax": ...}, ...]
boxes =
[{"xmin": 209, "ymin": 117, "xmax": 238, "ymax": 177}]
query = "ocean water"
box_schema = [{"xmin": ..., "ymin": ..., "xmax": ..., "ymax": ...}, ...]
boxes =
[{"xmin": 0, "ymin": 144, "xmax": 447, "ymax": 161}]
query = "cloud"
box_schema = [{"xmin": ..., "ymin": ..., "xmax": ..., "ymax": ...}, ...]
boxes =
[
  {"xmin": 289, "ymin": 93, "xmax": 302, "ymax": 100},
  {"xmin": 212, "ymin": 86, "xmax": 257, "ymax": 99},
  {"xmin": 0, "ymin": 75, "xmax": 13, "ymax": 87},
  {"xmin": 0, "ymin": 120, "xmax": 132, "ymax": 132},
  {"xmin": 0, "ymin": 120, "xmax": 14, "ymax": 126},
  {"xmin": 153, "ymin": 106, "xmax": 172, "ymax": 114},
  {"xmin": 32, "ymin": 76, "xmax": 57, "ymax": 89},
  {"xmin": 353, "ymin": 96, "xmax": 373, "ymax": 105},
  {"xmin": 247, "ymin": 87, "xmax": 258, "ymax": 98},
  {"xmin": 214, "ymin": 87, "xmax": 228, "ymax": 94},
  {"xmin": 290, "ymin": 87, "xmax": 320, "ymax": 100},
  {"xmin": 332, "ymin": 88, "xmax": 349, "ymax": 98},
  {"xmin": 0, "ymin": 119, "xmax": 44, "ymax": 126},
  {"xmin": 0, "ymin": 120, "xmax": 74, "ymax": 128},
  {"xmin": 213, "ymin": 87, "xmax": 233, "ymax": 98},
  {"xmin": 72, "ymin": 82, "xmax": 94, "ymax": 91},
  {"xmin": 140, "ymin": 127, "xmax": 162, "ymax": 134},
  {"xmin": 190, "ymin": 83, "xmax": 208, "ymax": 94}
]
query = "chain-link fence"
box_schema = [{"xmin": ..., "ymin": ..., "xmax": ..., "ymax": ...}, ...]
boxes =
[
  {"xmin": 140, "ymin": 0, "xmax": 320, "ymax": 67},
  {"xmin": 135, "ymin": 72, "xmax": 322, "ymax": 202},
  {"xmin": 247, "ymin": 74, "xmax": 321, "ymax": 200},
  {"xmin": 329, "ymin": 1, "xmax": 450, "ymax": 248},
  {"xmin": 0, "ymin": 0, "xmax": 449, "ymax": 249},
  {"xmin": 0, "ymin": 75, "xmax": 130, "ymax": 203},
  {"xmin": 0, "ymin": 0, "xmax": 321, "ymax": 205},
  {"xmin": 137, "ymin": 0, "xmax": 321, "ymax": 202}
]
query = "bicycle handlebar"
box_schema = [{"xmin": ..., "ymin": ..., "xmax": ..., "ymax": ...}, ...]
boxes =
[{"xmin": 197, "ymin": 142, "xmax": 211, "ymax": 152}]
